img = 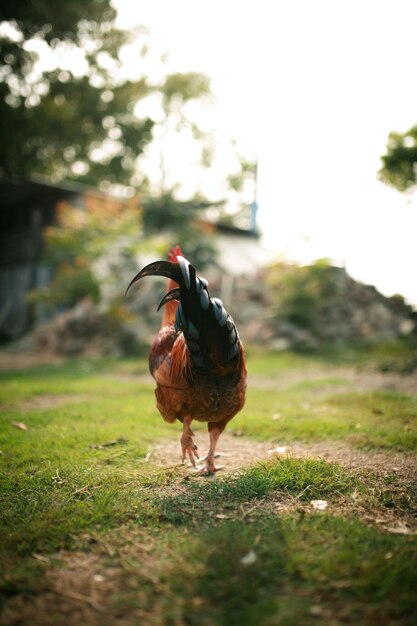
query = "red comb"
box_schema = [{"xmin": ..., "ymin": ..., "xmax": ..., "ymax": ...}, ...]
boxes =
[{"xmin": 168, "ymin": 245, "xmax": 183, "ymax": 262}]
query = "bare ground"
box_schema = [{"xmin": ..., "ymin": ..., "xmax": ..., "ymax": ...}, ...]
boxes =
[
  {"xmin": 0, "ymin": 351, "xmax": 64, "ymax": 372},
  {"xmin": 146, "ymin": 431, "xmax": 417, "ymax": 480}
]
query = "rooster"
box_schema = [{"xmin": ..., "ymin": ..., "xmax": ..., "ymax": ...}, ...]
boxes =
[{"xmin": 126, "ymin": 246, "xmax": 247, "ymax": 474}]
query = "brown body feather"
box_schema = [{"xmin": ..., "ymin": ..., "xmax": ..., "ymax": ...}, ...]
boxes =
[{"xmin": 150, "ymin": 325, "xmax": 246, "ymax": 426}]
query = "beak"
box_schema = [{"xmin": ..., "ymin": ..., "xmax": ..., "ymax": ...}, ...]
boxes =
[
  {"xmin": 157, "ymin": 287, "xmax": 180, "ymax": 311},
  {"xmin": 125, "ymin": 261, "xmax": 173, "ymax": 296}
]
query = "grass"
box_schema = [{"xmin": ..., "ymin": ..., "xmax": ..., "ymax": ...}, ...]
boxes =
[
  {"xmin": 0, "ymin": 349, "xmax": 416, "ymax": 624},
  {"xmin": 161, "ymin": 456, "xmax": 361, "ymax": 515},
  {"xmin": 239, "ymin": 385, "xmax": 417, "ymax": 451},
  {"xmin": 127, "ymin": 516, "xmax": 417, "ymax": 626}
]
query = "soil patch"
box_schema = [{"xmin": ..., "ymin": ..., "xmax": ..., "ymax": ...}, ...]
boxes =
[
  {"xmin": 2, "ymin": 552, "xmax": 126, "ymax": 626},
  {"xmin": 0, "ymin": 351, "xmax": 63, "ymax": 372},
  {"xmin": 146, "ymin": 432, "xmax": 417, "ymax": 482}
]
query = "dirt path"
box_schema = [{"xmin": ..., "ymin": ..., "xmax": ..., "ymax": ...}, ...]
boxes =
[{"xmin": 147, "ymin": 431, "xmax": 417, "ymax": 483}]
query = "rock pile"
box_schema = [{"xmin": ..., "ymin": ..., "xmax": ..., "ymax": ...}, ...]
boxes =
[
  {"xmin": 31, "ymin": 299, "xmax": 143, "ymax": 357},
  {"xmin": 234, "ymin": 265, "xmax": 417, "ymax": 350}
]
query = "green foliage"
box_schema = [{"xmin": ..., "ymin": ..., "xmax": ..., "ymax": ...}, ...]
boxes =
[
  {"xmin": 0, "ymin": 1, "xmax": 217, "ymax": 195},
  {"xmin": 0, "ymin": 0, "xmax": 255, "ymax": 276},
  {"xmin": 3, "ymin": 76, "xmax": 153, "ymax": 185},
  {"xmin": 39, "ymin": 260, "xmax": 100, "ymax": 308},
  {"xmin": 142, "ymin": 193, "xmax": 205, "ymax": 233},
  {"xmin": 267, "ymin": 259, "xmax": 340, "ymax": 335},
  {"xmin": 142, "ymin": 193, "xmax": 218, "ymax": 269},
  {"xmin": 0, "ymin": 1, "xmax": 117, "ymax": 43},
  {"xmin": 162, "ymin": 71, "xmax": 211, "ymax": 104},
  {"xmin": 0, "ymin": 0, "xmax": 156, "ymax": 183},
  {"xmin": 29, "ymin": 199, "xmax": 142, "ymax": 311},
  {"xmin": 227, "ymin": 158, "xmax": 257, "ymax": 192},
  {"xmin": 379, "ymin": 125, "xmax": 417, "ymax": 192}
]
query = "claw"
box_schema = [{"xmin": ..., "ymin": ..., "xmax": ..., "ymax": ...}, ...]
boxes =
[
  {"xmin": 180, "ymin": 418, "xmax": 199, "ymax": 468},
  {"xmin": 181, "ymin": 441, "xmax": 199, "ymax": 467}
]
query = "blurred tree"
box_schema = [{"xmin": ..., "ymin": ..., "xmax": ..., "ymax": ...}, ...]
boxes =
[
  {"xmin": 225, "ymin": 157, "xmax": 257, "ymax": 231},
  {"xmin": 0, "ymin": 1, "xmax": 216, "ymax": 194},
  {"xmin": 0, "ymin": 0, "xmax": 256, "ymax": 278},
  {"xmin": 227, "ymin": 158, "xmax": 257, "ymax": 194},
  {"xmin": 29, "ymin": 196, "xmax": 142, "ymax": 312},
  {"xmin": 151, "ymin": 71, "xmax": 213, "ymax": 192},
  {"xmin": 379, "ymin": 125, "xmax": 417, "ymax": 193},
  {"xmin": 0, "ymin": 0, "xmax": 155, "ymax": 186},
  {"xmin": 142, "ymin": 192, "xmax": 218, "ymax": 269}
]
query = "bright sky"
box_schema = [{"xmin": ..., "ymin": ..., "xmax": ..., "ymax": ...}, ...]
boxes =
[{"xmin": 114, "ymin": 0, "xmax": 417, "ymax": 305}]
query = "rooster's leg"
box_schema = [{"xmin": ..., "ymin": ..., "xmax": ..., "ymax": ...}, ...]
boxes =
[
  {"xmin": 196, "ymin": 421, "xmax": 227, "ymax": 475},
  {"xmin": 180, "ymin": 416, "xmax": 199, "ymax": 467}
]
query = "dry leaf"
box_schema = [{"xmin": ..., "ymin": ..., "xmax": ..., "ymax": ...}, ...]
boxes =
[
  {"xmin": 240, "ymin": 550, "xmax": 257, "ymax": 566},
  {"xmin": 386, "ymin": 522, "xmax": 416, "ymax": 535},
  {"xmin": 12, "ymin": 421, "xmax": 28, "ymax": 431},
  {"xmin": 32, "ymin": 553, "xmax": 50, "ymax": 564},
  {"xmin": 93, "ymin": 574, "xmax": 105, "ymax": 582},
  {"xmin": 309, "ymin": 605, "xmax": 324, "ymax": 617},
  {"xmin": 350, "ymin": 489, "xmax": 360, "ymax": 501},
  {"xmin": 268, "ymin": 446, "xmax": 287, "ymax": 455},
  {"xmin": 311, "ymin": 499, "xmax": 328, "ymax": 511},
  {"xmin": 272, "ymin": 413, "xmax": 281, "ymax": 420}
]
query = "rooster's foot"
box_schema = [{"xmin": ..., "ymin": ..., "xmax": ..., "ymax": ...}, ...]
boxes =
[{"xmin": 181, "ymin": 441, "xmax": 199, "ymax": 467}]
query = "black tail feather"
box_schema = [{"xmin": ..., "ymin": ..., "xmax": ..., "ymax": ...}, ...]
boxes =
[
  {"xmin": 157, "ymin": 287, "xmax": 180, "ymax": 311},
  {"xmin": 125, "ymin": 260, "xmax": 172, "ymax": 296},
  {"xmin": 126, "ymin": 255, "xmax": 242, "ymax": 366}
]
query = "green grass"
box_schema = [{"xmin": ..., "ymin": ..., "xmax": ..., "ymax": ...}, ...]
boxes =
[
  {"xmin": 0, "ymin": 350, "xmax": 416, "ymax": 624},
  {"xmin": 238, "ymin": 386, "xmax": 417, "ymax": 451},
  {"xmin": 155, "ymin": 456, "xmax": 363, "ymax": 526},
  {"xmin": 129, "ymin": 515, "xmax": 417, "ymax": 626}
]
